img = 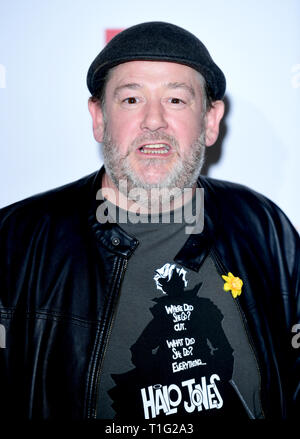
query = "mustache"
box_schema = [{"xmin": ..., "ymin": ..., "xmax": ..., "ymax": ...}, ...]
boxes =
[
  {"xmin": 103, "ymin": 130, "xmax": 180, "ymax": 159},
  {"xmin": 102, "ymin": 127, "xmax": 181, "ymax": 159}
]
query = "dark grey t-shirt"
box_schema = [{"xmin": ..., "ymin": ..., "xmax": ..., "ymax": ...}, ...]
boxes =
[{"xmin": 96, "ymin": 208, "xmax": 264, "ymax": 420}]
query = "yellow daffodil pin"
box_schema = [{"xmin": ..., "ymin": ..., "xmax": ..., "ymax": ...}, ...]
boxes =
[{"xmin": 222, "ymin": 272, "xmax": 243, "ymax": 298}]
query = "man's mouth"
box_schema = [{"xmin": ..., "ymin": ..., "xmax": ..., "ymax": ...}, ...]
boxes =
[{"xmin": 138, "ymin": 143, "xmax": 171, "ymax": 155}]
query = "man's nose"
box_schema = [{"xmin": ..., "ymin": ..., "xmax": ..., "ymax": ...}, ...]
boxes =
[{"xmin": 140, "ymin": 100, "xmax": 168, "ymax": 131}]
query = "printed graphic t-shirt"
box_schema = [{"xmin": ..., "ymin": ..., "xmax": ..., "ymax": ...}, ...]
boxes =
[{"xmin": 96, "ymin": 210, "xmax": 264, "ymax": 420}]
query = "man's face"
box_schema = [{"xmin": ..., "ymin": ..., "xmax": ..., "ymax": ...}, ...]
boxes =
[{"xmin": 89, "ymin": 61, "xmax": 224, "ymax": 193}]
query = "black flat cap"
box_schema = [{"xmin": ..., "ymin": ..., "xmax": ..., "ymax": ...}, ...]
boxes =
[{"xmin": 87, "ymin": 21, "xmax": 226, "ymax": 101}]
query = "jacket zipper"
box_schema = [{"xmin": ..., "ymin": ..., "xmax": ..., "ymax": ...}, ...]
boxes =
[{"xmin": 89, "ymin": 257, "xmax": 128, "ymax": 419}]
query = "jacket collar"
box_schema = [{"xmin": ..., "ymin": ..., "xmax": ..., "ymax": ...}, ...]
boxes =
[
  {"xmin": 88, "ymin": 168, "xmax": 219, "ymax": 271},
  {"xmin": 174, "ymin": 175, "xmax": 220, "ymax": 272}
]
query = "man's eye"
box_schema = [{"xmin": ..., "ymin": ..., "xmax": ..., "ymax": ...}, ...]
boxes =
[
  {"xmin": 124, "ymin": 97, "xmax": 138, "ymax": 104},
  {"xmin": 169, "ymin": 98, "xmax": 184, "ymax": 104}
]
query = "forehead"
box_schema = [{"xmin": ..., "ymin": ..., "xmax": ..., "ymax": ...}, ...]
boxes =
[{"xmin": 105, "ymin": 60, "xmax": 203, "ymax": 90}]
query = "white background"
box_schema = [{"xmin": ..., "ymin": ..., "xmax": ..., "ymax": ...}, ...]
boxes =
[{"xmin": 1, "ymin": 0, "xmax": 299, "ymax": 230}]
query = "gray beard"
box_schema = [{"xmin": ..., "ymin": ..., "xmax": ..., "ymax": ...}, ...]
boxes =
[{"xmin": 101, "ymin": 126, "xmax": 206, "ymax": 197}]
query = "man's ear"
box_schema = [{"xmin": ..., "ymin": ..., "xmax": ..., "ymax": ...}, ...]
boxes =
[
  {"xmin": 205, "ymin": 100, "xmax": 225, "ymax": 146},
  {"xmin": 88, "ymin": 98, "xmax": 105, "ymax": 143}
]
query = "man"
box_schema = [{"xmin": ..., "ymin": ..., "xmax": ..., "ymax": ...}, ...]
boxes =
[{"xmin": 0, "ymin": 22, "xmax": 299, "ymax": 420}]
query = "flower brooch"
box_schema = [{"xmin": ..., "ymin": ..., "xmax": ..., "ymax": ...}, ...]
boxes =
[{"xmin": 222, "ymin": 272, "xmax": 243, "ymax": 298}]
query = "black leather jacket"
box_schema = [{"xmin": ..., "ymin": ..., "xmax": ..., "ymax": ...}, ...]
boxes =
[{"xmin": 0, "ymin": 168, "xmax": 299, "ymax": 419}]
